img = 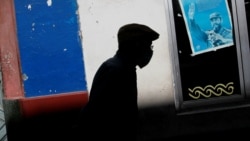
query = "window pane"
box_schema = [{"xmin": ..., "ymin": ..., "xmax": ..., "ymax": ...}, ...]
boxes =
[{"xmin": 172, "ymin": 0, "xmax": 241, "ymax": 101}]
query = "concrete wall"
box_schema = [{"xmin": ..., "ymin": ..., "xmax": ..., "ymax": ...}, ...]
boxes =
[{"xmin": 77, "ymin": 0, "xmax": 175, "ymax": 108}]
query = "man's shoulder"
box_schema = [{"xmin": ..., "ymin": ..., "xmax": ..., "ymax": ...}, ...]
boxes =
[
  {"xmin": 100, "ymin": 57, "xmax": 125, "ymax": 72},
  {"xmin": 222, "ymin": 27, "xmax": 231, "ymax": 32},
  {"xmin": 103, "ymin": 57, "xmax": 122, "ymax": 67},
  {"xmin": 220, "ymin": 27, "xmax": 232, "ymax": 37},
  {"xmin": 221, "ymin": 27, "xmax": 232, "ymax": 34}
]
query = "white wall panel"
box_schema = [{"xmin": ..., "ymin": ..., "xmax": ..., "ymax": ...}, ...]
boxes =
[{"xmin": 77, "ymin": 0, "xmax": 174, "ymax": 108}]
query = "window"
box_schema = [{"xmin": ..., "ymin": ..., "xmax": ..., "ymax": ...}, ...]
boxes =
[{"xmin": 165, "ymin": 0, "xmax": 250, "ymax": 114}]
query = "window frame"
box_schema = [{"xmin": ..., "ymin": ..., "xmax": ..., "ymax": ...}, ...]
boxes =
[{"xmin": 165, "ymin": 0, "xmax": 250, "ymax": 114}]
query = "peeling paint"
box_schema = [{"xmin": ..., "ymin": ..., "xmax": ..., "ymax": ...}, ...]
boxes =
[
  {"xmin": 78, "ymin": 31, "xmax": 82, "ymax": 39},
  {"xmin": 75, "ymin": 10, "xmax": 79, "ymax": 15},
  {"xmin": 32, "ymin": 23, "xmax": 35, "ymax": 31},
  {"xmin": 48, "ymin": 89, "xmax": 57, "ymax": 93},
  {"xmin": 47, "ymin": 0, "xmax": 52, "ymax": 7},
  {"xmin": 4, "ymin": 52, "xmax": 12, "ymax": 61},
  {"xmin": 15, "ymin": 0, "xmax": 87, "ymax": 97},
  {"xmin": 1, "ymin": 51, "xmax": 17, "ymax": 74},
  {"xmin": 22, "ymin": 73, "xmax": 29, "ymax": 81},
  {"xmin": 27, "ymin": 4, "xmax": 32, "ymax": 10}
]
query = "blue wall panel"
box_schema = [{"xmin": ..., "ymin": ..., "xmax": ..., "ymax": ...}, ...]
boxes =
[{"xmin": 14, "ymin": 0, "xmax": 87, "ymax": 97}]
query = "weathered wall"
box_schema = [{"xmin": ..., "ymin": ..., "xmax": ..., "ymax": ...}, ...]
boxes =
[
  {"xmin": 1, "ymin": 0, "xmax": 89, "ymax": 126},
  {"xmin": 14, "ymin": 0, "xmax": 87, "ymax": 97}
]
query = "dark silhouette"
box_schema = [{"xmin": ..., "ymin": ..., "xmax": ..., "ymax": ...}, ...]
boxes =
[{"xmin": 73, "ymin": 23, "xmax": 159, "ymax": 141}]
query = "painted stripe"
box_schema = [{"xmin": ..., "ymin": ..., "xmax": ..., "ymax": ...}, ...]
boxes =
[{"xmin": 19, "ymin": 91, "xmax": 88, "ymax": 118}]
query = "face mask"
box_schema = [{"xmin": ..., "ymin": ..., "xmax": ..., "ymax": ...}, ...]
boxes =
[{"xmin": 137, "ymin": 50, "xmax": 153, "ymax": 68}]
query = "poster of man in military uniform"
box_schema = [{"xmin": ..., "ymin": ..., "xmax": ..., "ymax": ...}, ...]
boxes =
[{"xmin": 178, "ymin": 0, "xmax": 234, "ymax": 55}]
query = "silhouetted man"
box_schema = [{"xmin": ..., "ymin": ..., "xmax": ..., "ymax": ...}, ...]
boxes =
[{"xmin": 75, "ymin": 23, "xmax": 159, "ymax": 141}]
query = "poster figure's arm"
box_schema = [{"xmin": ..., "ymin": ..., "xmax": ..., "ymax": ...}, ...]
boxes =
[
  {"xmin": 206, "ymin": 30, "xmax": 233, "ymax": 47},
  {"xmin": 188, "ymin": 3, "xmax": 208, "ymax": 42},
  {"xmin": 215, "ymin": 33, "xmax": 233, "ymax": 43},
  {"xmin": 219, "ymin": 27, "xmax": 233, "ymax": 39}
]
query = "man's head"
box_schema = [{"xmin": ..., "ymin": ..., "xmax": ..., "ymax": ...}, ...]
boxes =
[
  {"xmin": 117, "ymin": 23, "xmax": 159, "ymax": 68},
  {"xmin": 117, "ymin": 23, "xmax": 159, "ymax": 45},
  {"xmin": 209, "ymin": 12, "xmax": 223, "ymax": 33}
]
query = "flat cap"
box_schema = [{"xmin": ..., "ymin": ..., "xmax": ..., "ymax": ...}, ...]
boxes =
[{"xmin": 118, "ymin": 23, "xmax": 159, "ymax": 43}]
